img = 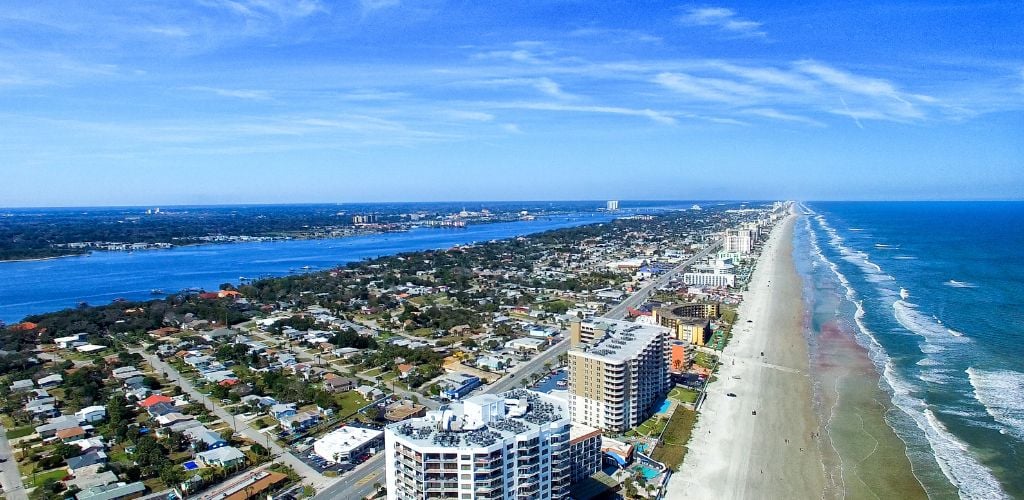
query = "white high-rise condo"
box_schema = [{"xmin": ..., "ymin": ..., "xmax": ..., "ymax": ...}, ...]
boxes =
[
  {"xmin": 606, "ymin": 200, "xmax": 619, "ymax": 211},
  {"xmin": 385, "ymin": 390, "xmax": 572, "ymax": 500}
]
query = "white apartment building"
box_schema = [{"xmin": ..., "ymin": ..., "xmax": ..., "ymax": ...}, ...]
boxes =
[
  {"xmin": 723, "ymin": 228, "xmax": 755, "ymax": 254},
  {"xmin": 568, "ymin": 319, "xmax": 671, "ymax": 432},
  {"xmin": 385, "ymin": 390, "xmax": 572, "ymax": 500},
  {"xmin": 683, "ymin": 258, "xmax": 736, "ymax": 288},
  {"xmin": 606, "ymin": 200, "xmax": 619, "ymax": 211}
]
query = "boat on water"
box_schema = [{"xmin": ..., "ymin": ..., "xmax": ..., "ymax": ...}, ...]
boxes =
[
  {"xmin": 556, "ymin": 380, "xmax": 567, "ymax": 388},
  {"xmin": 150, "ymin": 289, "xmax": 165, "ymax": 295}
]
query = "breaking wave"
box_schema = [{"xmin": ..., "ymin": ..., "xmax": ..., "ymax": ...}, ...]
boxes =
[
  {"xmin": 804, "ymin": 208, "xmax": 1006, "ymax": 499},
  {"xmin": 966, "ymin": 368, "xmax": 1024, "ymax": 442}
]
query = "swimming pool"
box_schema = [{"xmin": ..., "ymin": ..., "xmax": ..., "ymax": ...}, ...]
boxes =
[
  {"xmin": 656, "ymin": 398, "xmax": 672, "ymax": 414},
  {"xmin": 639, "ymin": 465, "xmax": 660, "ymax": 480},
  {"xmin": 182, "ymin": 461, "xmax": 198, "ymax": 471}
]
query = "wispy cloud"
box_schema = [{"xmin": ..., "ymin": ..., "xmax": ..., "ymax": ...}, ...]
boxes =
[
  {"xmin": 186, "ymin": 86, "xmax": 272, "ymax": 100},
  {"xmin": 654, "ymin": 72, "xmax": 761, "ymax": 103},
  {"xmin": 741, "ymin": 108, "xmax": 825, "ymax": 127},
  {"xmin": 679, "ymin": 7, "xmax": 766, "ymax": 38},
  {"xmin": 483, "ymin": 77, "xmax": 575, "ymax": 99},
  {"xmin": 489, "ymin": 102, "xmax": 677, "ymax": 125},
  {"xmin": 145, "ymin": 26, "xmax": 190, "ymax": 38}
]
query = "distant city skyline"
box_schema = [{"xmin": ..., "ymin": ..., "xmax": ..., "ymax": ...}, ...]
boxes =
[{"xmin": 1, "ymin": 1, "xmax": 1021, "ymax": 206}]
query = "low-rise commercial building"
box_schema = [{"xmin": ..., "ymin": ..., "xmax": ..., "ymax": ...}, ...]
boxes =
[{"xmin": 313, "ymin": 426, "xmax": 384, "ymax": 462}]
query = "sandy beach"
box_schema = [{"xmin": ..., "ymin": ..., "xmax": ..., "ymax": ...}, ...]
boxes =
[{"xmin": 666, "ymin": 211, "xmax": 826, "ymax": 499}]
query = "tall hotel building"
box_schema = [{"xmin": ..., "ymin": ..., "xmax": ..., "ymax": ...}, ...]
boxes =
[
  {"xmin": 568, "ymin": 319, "xmax": 671, "ymax": 432},
  {"xmin": 384, "ymin": 390, "xmax": 572, "ymax": 500}
]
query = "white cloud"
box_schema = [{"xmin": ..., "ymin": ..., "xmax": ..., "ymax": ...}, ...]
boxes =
[
  {"xmin": 742, "ymin": 108, "xmax": 825, "ymax": 127},
  {"xmin": 474, "ymin": 49, "xmax": 542, "ymax": 64},
  {"xmin": 501, "ymin": 123, "xmax": 522, "ymax": 134},
  {"xmin": 145, "ymin": 26, "xmax": 190, "ymax": 37},
  {"xmin": 679, "ymin": 7, "xmax": 766, "ymax": 38},
  {"xmin": 490, "ymin": 102, "xmax": 677, "ymax": 125},
  {"xmin": 653, "ymin": 72, "xmax": 761, "ymax": 103},
  {"xmin": 187, "ymin": 86, "xmax": 271, "ymax": 100},
  {"xmin": 443, "ymin": 110, "xmax": 495, "ymax": 122},
  {"xmin": 484, "ymin": 77, "xmax": 575, "ymax": 99}
]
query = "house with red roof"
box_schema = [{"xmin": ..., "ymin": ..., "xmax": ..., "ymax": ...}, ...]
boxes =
[{"xmin": 139, "ymin": 394, "xmax": 172, "ymax": 408}]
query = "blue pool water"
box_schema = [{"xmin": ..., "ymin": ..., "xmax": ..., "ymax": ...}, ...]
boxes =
[
  {"xmin": 656, "ymin": 398, "xmax": 672, "ymax": 414},
  {"xmin": 182, "ymin": 461, "xmax": 198, "ymax": 471},
  {"xmin": 639, "ymin": 465, "xmax": 659, "ymax": 480}
]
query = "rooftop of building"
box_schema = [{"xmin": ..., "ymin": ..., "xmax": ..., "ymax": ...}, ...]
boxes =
[
  {"xmin": 572, "ymin": 319, "xmax": 668, "ymax": 362},
  {"xmin": 387, "ymin": 389, "xmax": 567, "ymax": 449}
]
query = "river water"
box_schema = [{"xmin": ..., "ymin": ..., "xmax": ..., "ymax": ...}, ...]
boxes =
[{"xmin": 0, "ymin": 214, "xmax": 613, "ymax": 323}]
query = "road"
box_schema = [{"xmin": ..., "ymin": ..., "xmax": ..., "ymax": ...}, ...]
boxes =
[
  {"xmin": 603, "ymin": 239, "xmax": 722, "ymax": 320},
  {"xmin": 0, "ymin": 426, "xmax": 27, "ymax": 500},
  {"xmin": 133, "ymin": 350, "xmax": 331, "ymax": 491}
]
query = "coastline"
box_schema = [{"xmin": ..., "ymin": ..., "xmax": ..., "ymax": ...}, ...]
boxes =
[
  {"xmin": 0, "ymin": 253, "xmax": 84, "ymax": 263},
  {"xmin": 667, "ymin": 211, "xmax": 825, "ymax": 499}
]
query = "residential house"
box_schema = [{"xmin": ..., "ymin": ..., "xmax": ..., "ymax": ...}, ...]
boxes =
[
  {"xmin": 196, "ymin": 446, "xmax": 246, "ymax": 468},
  {"xmin": 66, "ymin": 451, "xmax": 108, "ymax": 473},
  {"xmin": 396, "ymin": 364, "xmax": 416, "ymax": 379},
  {"xmin": 66, "ymin": 464, "xmax": 119, "ymax": 491},
  {"xmin": 76, "ymin": 406, "xmax": 107, "ymax": 424},
  {"xmin": 269, "ymin": 403, "xmax": 297, "ymax": 420},
  {"xmin": 54, "ymin": 334, "xmax": 86, "ymax": 349},
  {"xmin": 75, "ymin": 480, "xmax": 145, "ymax": 500},
  {"xmin": 323, "ymin": 374, "xmax": 357, "ymax": 393},
  {"xmin": 36, "ymin": 414, "xmax": 81, "ymax": 438},
  {"xmin": 354, "ymin": 385, "xmax": 383, "ymax": 401},
  {"xmin": 184, "ymin": 427, "xmax": 227, "ymax": 450},
  {"xmin": 9, "ymin": 379, "xmax": 34, "ymax": 392},
  {"xmin": 279, "ymin": 412, "xmax": 319, "ymax": 432},
  {"xmin": 37, "ymin": 374, "xmax": 63, "ymax": 388},
  {"xmin": 138, "ymin": 394, "xmax": 172, "ymax": 409},
  {"xmin": 56, "ymin": 426, "xmax": 86, "ymax": 442}
]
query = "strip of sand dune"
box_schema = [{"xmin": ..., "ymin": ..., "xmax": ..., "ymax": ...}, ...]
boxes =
[{"xmin": 666, "ymin": 212, "xmax": 825, "ymax": 499}]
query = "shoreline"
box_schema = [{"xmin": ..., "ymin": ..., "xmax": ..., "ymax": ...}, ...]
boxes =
[{"xmin": 667, "ymin": 211, "xmax": 826, "ymax": 499}]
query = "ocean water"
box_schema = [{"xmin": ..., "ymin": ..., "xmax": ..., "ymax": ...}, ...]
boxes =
[
  {"xmin": 796, "ymin": 202, "xmax": 1024, "ymax": 499},
  {"xmin": 0, "ymin": 213, "xmax": 614, "ymax": 323}
]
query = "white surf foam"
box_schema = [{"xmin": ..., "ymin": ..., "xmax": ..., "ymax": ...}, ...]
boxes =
[
  {"xmin": 893, "ymin": 300, "xmax": 970, "ymax": 346},
  {"xmin": 806, "ymin": 209, "xmax": 1006, "ymax": 499},
  {"xmin": 874, "ymin": 243, "xmax": 899, "ymax": 249},
  {"xmin": 900, "ymin": 287, "xmax": 910, "ymax": 300},
  {"xmin": 893, "ymin": 255, "xmax": 917, "ymax": 260},
  {"xmin": 944, "ymin": 280, "xmax": 978, "ymax": 288},
  {"xmin": 966, "ymin": 368, "xmax": 1024, "ymax": 442}
]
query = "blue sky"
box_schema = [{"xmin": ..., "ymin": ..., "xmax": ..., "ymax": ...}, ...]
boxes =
[{"xmin": 1, "ymin": 0, "xmax": 1022, "ymax": 206}]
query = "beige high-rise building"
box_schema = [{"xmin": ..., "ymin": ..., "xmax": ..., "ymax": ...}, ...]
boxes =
[{"xmin": 568, "ymin": 319, "xmax": 670, "ymax": 432}]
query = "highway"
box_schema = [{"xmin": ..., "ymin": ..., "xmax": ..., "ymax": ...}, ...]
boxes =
[{"xmin": 316, "ymin": 240, "xmax": 721, "ymax": 499}]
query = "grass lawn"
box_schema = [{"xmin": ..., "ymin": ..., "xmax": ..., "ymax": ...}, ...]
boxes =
[
  {"xmin": 651, "ymin": 407, "xmax": 697, "ymax": 471},
  {"xmin": 635, "ymin": 415, "xmax": 668, "ymax": 437},
  {"xmin": 255, "ymin": 417, "xmax": 277, "ymax": 429},
  {"xmin": 694, "ymin": 351, "xmax": 718, "ymax": 370},
  {"xmin": 29, "ymin": 468, "xmax": 69, "ymax": 487},
  {"xmin": 668, "ymin": 387, "xmax": 700, "ymax": 404},
  {"xmin": 335, "ymin": 391, "xmax": 370, "ymax": 417},
  {"xmin": 5, "ymin": 425, "xmax": 35, "ymax": 439},
  {"xmin": 361, "ymin": 367, "xmax": 382, "ymax": 377}
]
